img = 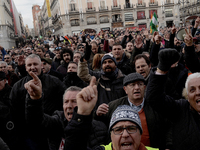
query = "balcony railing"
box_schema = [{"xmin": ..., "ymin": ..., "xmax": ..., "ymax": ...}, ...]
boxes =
[
  {"xmin": 124, "ymin": 3, "xmax": 133, "ymax": 9},
  {"xmin": 137, "ymin": 17, "xmax": 146, "ymax": 20},
  {"xmin": 125, "ymin": 18, "xmax": 134, "ymax": 21},
  {"xmin": 69, "ymin": 9, "xmax": 79, "ymax": 14},
  {"xmin": 86, "ymin": 7, "xmax": 96, "ymax": 12},
  {"xmin": 100, "ymin": 19, "xmax": 109, "ymax": 23},
  {"xmin": 99, "ymin": 6, "xmax": 108, "ymax": 11},
  {"xmin": 4, "ymin": 3, "xmax": 13, "ymax": 18},
  {"xmin": 50, "ymin": 0, "xmax": 57, "ymax": 10},
  {"xmin": 87, "ymin": 21, "xmax": 97, "ymax": 25},
  {"xmin": 111, "ymin": 5, "xmax": 121, "ymax": 10},
  {"xmin": 112, "ymin": 18, "xmax": 122, "ymax": 22},
  {"xmin": 165, "ymin": 13, "xmax": 173, "ymax": 17},
  {"xmin": 149, "ymin": 1, "xmax": 158, "ymax": 6},
  {"xmin": 136, "ymin": 2, "xmax": 146, "ymax": 8},
  {"xmin": 71, "ymin": 22, "xmax": 80, "ymax": 26},
  {"xmin": 165, "ymin": 1, "xmax": 174, "ymax": 5},
  {"xmin": 52, "ymin": 15, "xmax": 59, "ymax": 24}
]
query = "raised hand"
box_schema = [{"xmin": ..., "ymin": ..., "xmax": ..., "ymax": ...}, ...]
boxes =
[
  {"xmin": 24, "ymin": 71, "xmax": 42, "ymax": 100},
  {"xmin": 76, "ymin": 76, "xmax": 97, "ymax": 115},
  {"xmin": 171, "ymin": 25, "xmax": 176, "ymax": 34},
  {"xmin": 135, "ymin": 35, "xmax": 143, "ymax": 49},
  {"xmin": 18, "ymin": 55, "xmax": 25, "ymax": 66},
  {"xmin": 194, "ymin": 16, "xmax": 200, "ymax": 28},
  {"xmin": 143, "ymin": 28, "xmax": 149, "ymax": 39},
  {"xmin": 184, "ymin": 28, "xmax": 193, "ymax": 47},
  {"xmin": 153, "ymin": 31, "xmax": 162, "ymax": 44},
  {"xmin": 124, "ymin": 29, "xmax": 129, "ymax": 36},
  {"xmin": 96, "ymin": 103, "xmax": 109, "ymax": 116}
]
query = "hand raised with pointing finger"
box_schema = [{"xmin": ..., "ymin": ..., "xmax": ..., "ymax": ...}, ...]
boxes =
[
  {"xmin": 77, "ymin": 76, "xmax": 98, "ymax": 115},
  {"xmin": 24, "ymin": 71, "xmax": 42, "ymax": 100}
]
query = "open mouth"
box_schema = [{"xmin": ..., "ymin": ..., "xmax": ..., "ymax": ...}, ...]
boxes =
[
  {"xmin": 196, "ymin": 99, "xmax": 200, "ymax": 104},
  {"xmin": 121, "ymin": 143, "xmax": 132, "ymax": 148},
  {"xmin": 134, "ymin": 92, "xmax": 140, "ymax": 95},
  {"xmin": 67, "ymin": 112, "xmax": 73, "ymax": 116}
]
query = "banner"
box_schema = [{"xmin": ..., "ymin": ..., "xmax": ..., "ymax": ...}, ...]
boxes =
[{"xmin": 46, "ymin": 0, "xmax": 51, "ymax": 17}]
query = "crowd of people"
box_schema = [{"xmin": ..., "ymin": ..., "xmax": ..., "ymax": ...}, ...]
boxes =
[{"xmin": 1, "ymin": 16, "xmax": 200, "ymax": 150}]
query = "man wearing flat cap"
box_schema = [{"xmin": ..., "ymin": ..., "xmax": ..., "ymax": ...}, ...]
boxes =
[
  {"xmin": 41, "ymin": 58, "xmax": 63, "ymax": 81},
  {"xmin": 95, "ymin": 72, "xmax": 172, "ymax": 150}
]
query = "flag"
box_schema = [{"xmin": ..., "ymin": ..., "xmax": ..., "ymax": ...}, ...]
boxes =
[
  {"xmin": 64, "ymin": 36, "xmax": 72, "ymax": 46},
  {"xmin": 46, "ymin": 0, "xmax": 51, "ymax": 17},
  {"xmin": 150, "ymin": 12, "xmax": 158, "ymax": 34}
]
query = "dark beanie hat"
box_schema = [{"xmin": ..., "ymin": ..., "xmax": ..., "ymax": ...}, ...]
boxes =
[
  {"xmin": 0, "ymin": 71, "xmax": 6, "ymax": 80},
  {"xmin": 101, "ymin": 53, "xmax": 117, "ymax": 65}
]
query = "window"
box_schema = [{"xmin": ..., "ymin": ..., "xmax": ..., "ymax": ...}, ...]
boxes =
[
  {"xmin": 113, "ymin": 0, "xmax": 118, "ymax": 7},
  {"xmin": 137, "ymin": 11, "xmax": 145, "ymax": 19},
  {"xmin": 165, "ymin": 9, "xmax": 173, "ymax": 17},
  {"xmin": 100, "ymin": 0, "xmax": 106, "ymax": 9},
  {"xmin": 138, "ymin": 24, "xmax": 146, "ymax": 28},
  {"xmin": 125, "ymin": 13, "xmax": 133, "ymax": 21},
  {"xmin": 87, "ymin": 17, "xmax": 96, "ymax": 24},
  {"xmin": 138, "ymin": 0, "xmax": 142, "ymax": 5},
  {"xmin": 87, "ymin": 2, "xmax": 93, "ymax": 9},
  {"xmin": 70, "ymin": 4, "xmax": 76, "ymax": 11},
  {"xmin": 100, "ymin": 16, "xmax": 109, "ymax": 23},
  {"xmin": 149, "ymin": 10, "xmax": 157, "ymax": 18},
  {"xmin": 71, "ymin": 19, "xmax": 79, "ymax": 26},
  {"xmin": 150, "ymin": 0, "xmax": 155, "ymax": 3}
]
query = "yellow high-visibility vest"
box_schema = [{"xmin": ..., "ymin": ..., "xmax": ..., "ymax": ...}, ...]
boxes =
[{"xmin": 101, "ymin": 142, "xmax": 159, "ymax": 150}]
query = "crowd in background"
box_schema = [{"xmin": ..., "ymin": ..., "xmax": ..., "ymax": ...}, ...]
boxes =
[{"xmin": 0, "ymin": 16, "xmax": 200, "ymax": 150}]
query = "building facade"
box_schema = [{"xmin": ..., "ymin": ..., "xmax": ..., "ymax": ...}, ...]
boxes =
[
  {"xmin": 32, "ymin": 5, "xmax": 41, "ymax": 37},
  {"xmin": 38, "ymin": 0, "xmax": 180, "ymax": 36}
]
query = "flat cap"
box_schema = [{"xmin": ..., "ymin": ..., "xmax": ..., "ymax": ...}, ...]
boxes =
[{"xmin": 123, "ymin": 73, "xmax": 145, "ymax": 86}]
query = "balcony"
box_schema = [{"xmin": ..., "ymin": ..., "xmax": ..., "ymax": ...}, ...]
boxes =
[
  {"xmin": 124, "ymin": 3, "xmax": 133, "ymax": 9},
  {"xmin": 100, "ymin": 19, "xmax": 109, "ymax": 24},
  {"xmin": 87, "ymin": 21, "xmax": 97, "ymax": 25},
  {"xmin": 136, "ymin": 2, "xmax": 146, "ymax": 8},
  {"xmin": 99, "ymin": 6, "xmax": 108, "ymax": 11},
  {"xmin": 165, "ymin": 13, "xmax": 173, "ymax": 17},
  {"xmin": 69, "ymin": 9, "xmax": 79, "ymax": 14},
  {"xmin": 71, "ymin": 22, "xmax": 80, "ymax": 26},
  {"xmin": 86, "ymin": 7, "xmax": 96, "ymax": 12},
  {"xmin": 111, "ymin": 5, "xmax": 121, "ymax": 10},
  {"xmin": 50, "ymin": 0, "xmax": 57, "ymax": 10},
  {"xmin": 137, "ymin": 17, "xmax": 146, "ymax": 20},
  {"xmin": 112, "ymin": 18, "xmax": 122, "ymax": 23},
  {"xmin": 165, "ymin": 1, "xmax": 174, "ymax": 6},
  {"xmin": 149, "ymin": 1, "xmax": 158, "ymax": 7},
  {"xmin": 52, "ymin": 15, "xmax": 59, "ymax": 24},
  {"xmin": 125, "ymin": 17, "xmax": 134, "ymax": 21},
  {"xmin": 4, "ymin": 3, "xmax": 13, "ymax": 18}
]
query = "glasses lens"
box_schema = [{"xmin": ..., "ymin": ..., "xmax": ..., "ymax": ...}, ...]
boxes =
[
  {"xmin": 127, "ymin": 126, "xmax": 137, "ymax": 134},
  {"xmin": 4, "ymin": 58, "xmax": 9, "ymax": 59},
  {"xmin": 113, "ymin": 127, "xmax": 123, "ymax": 135}
]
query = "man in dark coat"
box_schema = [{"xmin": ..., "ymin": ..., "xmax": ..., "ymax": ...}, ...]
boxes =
[
  {"xmin": 63, "ymin": 61, "xmax": 88, "ymax": 89},
  {"xmin": 10, "ymin": 54, "xmax": 66, "ymax": 150},
  {"xmin": 25, "ymin": 77, "xmax": 108, "ymax": 150},
  {"xmin": 57, "ymin": 48, "xmax": 73, "ymax": 77},
  {"xmin": 146, "ymin": 43, "xmax": 200, "ymax": 150}
]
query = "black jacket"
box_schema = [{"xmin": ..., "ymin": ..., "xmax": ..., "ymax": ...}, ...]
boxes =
[
  {"xmin": 10, "ymin": 73, "xmax": 66, "ymax": 150},
  {"xmin": 26, "ymin": 98, "xmax": 108, "ymax": 150},
  {"xmin": 117, "ymin": 53, "xmax": 132, "ymax": 75},
  {"xmin": 184, "ymin": 45, "xmax": 200, "ymax": 73},
  {"xmin": 146, "ymin": 69, "xmax": 200, "ymax": 150},
  {"xmin": 63, "ymin": 72, "xmax": 88, "ymax": 89}
]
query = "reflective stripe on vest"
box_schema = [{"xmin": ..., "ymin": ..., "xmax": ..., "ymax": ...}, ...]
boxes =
[
  {"xmin": 101, "ymin": 143, "xmax": 159, "ymax": 150},
  {"xmin": 146, "ymin": 146, "xmax": 159, "ymax": 150}
]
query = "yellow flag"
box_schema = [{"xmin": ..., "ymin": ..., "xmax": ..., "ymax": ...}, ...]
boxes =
[{"xmin": 46, "ymin": 0, "xmax": 51, "ymax": 17}]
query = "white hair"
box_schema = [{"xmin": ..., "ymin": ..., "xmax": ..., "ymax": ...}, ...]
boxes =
[{"xmin": 185, "ymin": 73, "xmax": 200, "ymax": 94}]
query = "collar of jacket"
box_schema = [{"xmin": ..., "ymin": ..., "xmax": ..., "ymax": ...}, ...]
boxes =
[
  {"xmin": 101, "ymin": 69, "xmax": 124, "ymax": 80},
  {"xmin": 27, "ymin": 71, "xmax": 44, "ymax": 80}
]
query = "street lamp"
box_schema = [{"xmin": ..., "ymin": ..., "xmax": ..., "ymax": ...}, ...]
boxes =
[{"xmin": 178, "ymin": 0, "xmax": 190, "ymax": 27}]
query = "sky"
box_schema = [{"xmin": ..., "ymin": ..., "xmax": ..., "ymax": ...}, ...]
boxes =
[{"xmin": 13, "ymin": 0, "xmax": 44, "ymax": 28}]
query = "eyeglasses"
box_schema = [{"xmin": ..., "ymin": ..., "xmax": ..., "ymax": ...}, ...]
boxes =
[
  {"xmin": 4, "ymin": 57, "xmax": 10, "ymax": 59},
  {"xmin": 78, "ymin": 46, "xmax": 84, "ymax": 49},
  {"xmin": 111, "ymin": 125, "xmax": 138, "ymax": 135}
]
